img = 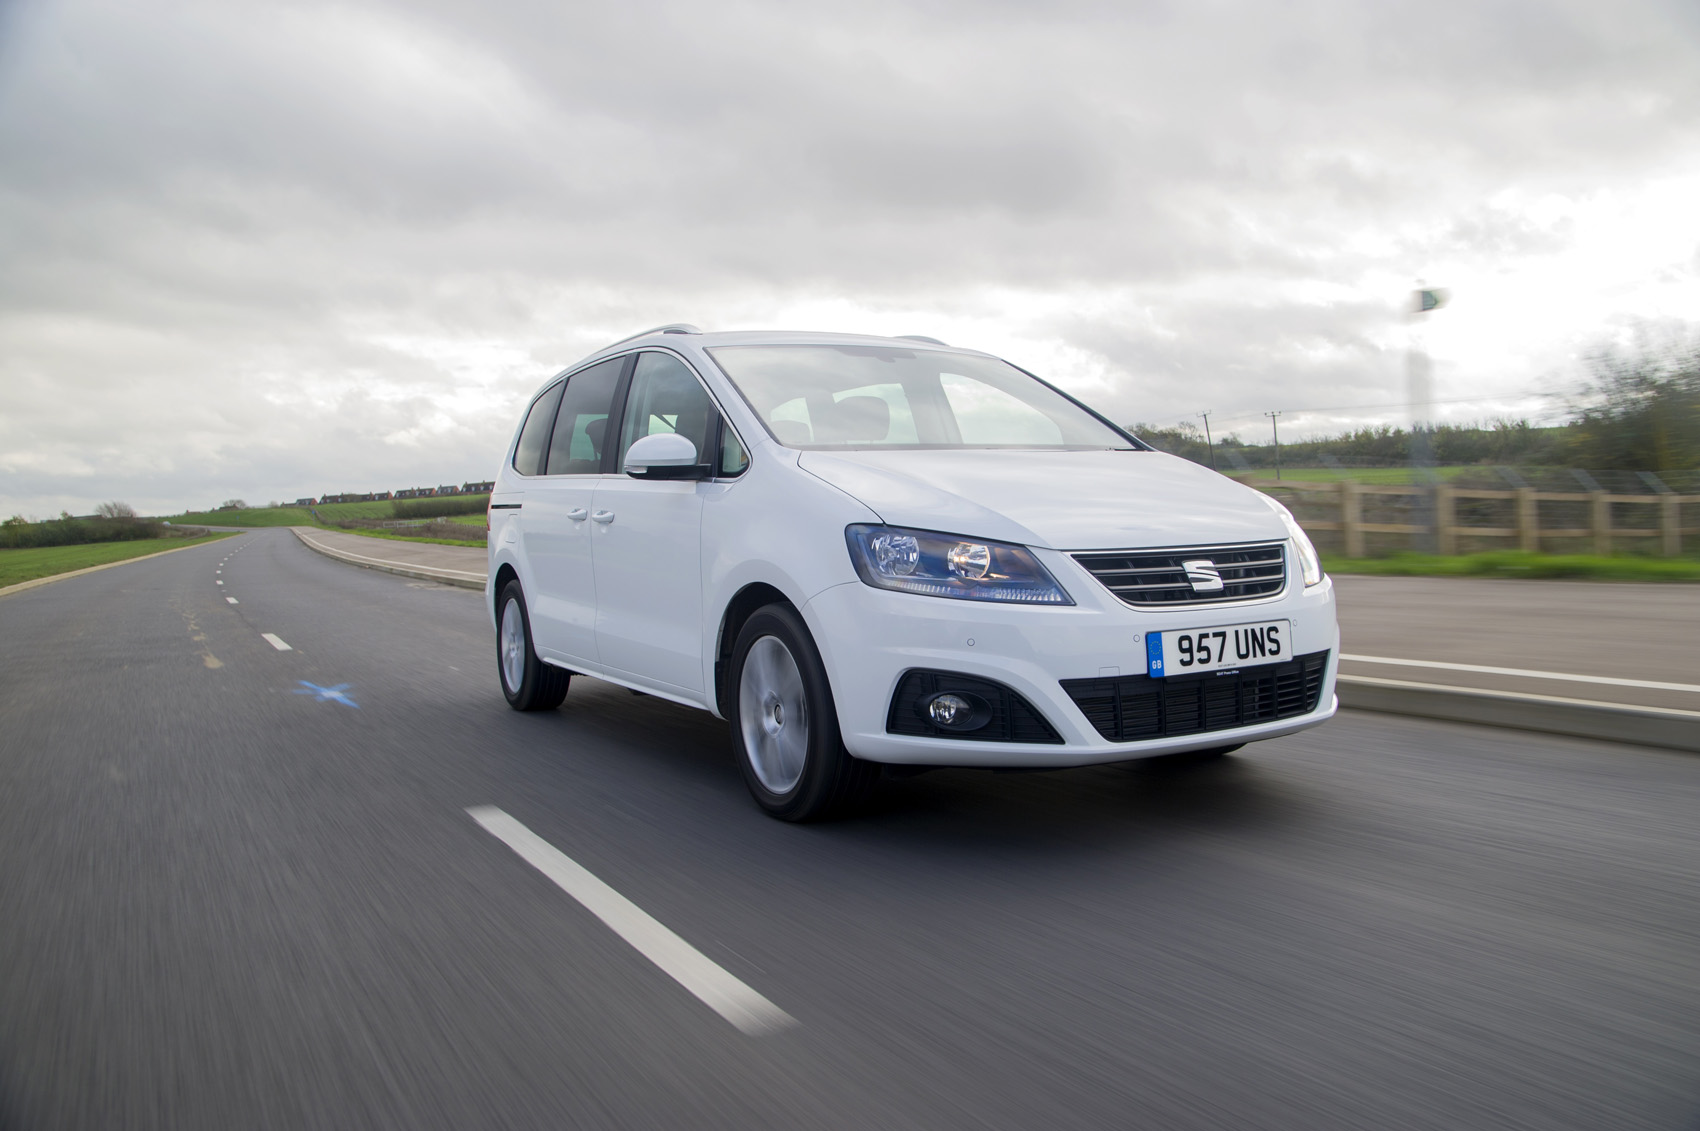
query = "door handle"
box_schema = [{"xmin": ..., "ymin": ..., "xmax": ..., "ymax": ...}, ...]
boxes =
[
  {"xmin": 566, "ymin": 507, "xmax": 588, "ymax": 521},
  {"xmin": 591, "ymin": 509, "xmax": 615, "ymax": 524}
]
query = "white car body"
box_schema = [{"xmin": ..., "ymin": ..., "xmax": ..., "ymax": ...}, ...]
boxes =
[{"xmin": 488, "ymin": 327, "xmax": 1337, "ymax": 772}]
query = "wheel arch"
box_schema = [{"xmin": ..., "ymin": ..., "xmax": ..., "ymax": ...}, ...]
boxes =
[
  {"xmin": 714, "ymin": 582, "xmax": 794, "ymax": 717},
  {"xmin": 491, "ymin": 561, "xmax": 520, "ymax": 625}
]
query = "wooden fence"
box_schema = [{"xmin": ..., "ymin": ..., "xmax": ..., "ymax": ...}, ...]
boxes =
[{"xmin": 1241, "ymin": 479, "xmax": 1700, "ymax": 557}]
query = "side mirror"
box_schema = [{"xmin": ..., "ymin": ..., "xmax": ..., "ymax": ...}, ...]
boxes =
[{"xmin": 623, "ymin": 432, "xmax": 704, "ymax": 479}]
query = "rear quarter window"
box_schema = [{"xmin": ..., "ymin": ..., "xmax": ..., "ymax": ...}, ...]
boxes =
[{"xmin": 512, "ymin": 381, "xmax": 565, "ymax": 475}]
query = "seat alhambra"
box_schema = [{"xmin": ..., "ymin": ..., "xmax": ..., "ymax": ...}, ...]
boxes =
[{"xmin": 488, "ymin": 325, "xmax": 1337, "ymax": 820}]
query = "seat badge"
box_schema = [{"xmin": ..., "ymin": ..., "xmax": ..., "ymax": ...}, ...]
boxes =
[{"xmin": 1182, "ymin": 559, "xmax": 1224, "ymax": 593}]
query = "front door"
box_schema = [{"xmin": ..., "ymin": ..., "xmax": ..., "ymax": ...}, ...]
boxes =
[{"xmin": 591, "ymin": 351, "xmax": 717, "ymax": 695}]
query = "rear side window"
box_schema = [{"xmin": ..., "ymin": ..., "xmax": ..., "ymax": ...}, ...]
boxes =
[
  {"xmin": 546, "ymin": 357, "xmax": 625, "ymax": 475},
  {"xmin": 616, "ymin": 352, "xmax": 719, "ymax": 469},
  {"xmin": 512, "ymin": 381, "xmax": 565, "ymax": 476}
]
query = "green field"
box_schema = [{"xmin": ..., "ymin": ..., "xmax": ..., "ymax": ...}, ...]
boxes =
[
  {"xmin": 1230, "ymin": 466, "xmax": 1475, "ymax": 485},
  {"xmin": 0, "ymin": 534, "xmax": 236, "ymax": 588},
  {"xmin": 1322, "ymin": 550, "xmax": 1700, "ymax": 582},
  {"xmin": 163, "ymin": 497, "xmax": 489, "ymax": 530},
  {"xmin": 163, "ymin": 500, "xmax": 401, "ymax": 526}
]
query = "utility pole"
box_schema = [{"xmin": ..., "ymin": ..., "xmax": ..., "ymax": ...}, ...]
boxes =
[
  {"xmin": 1197, "ymin": 411, "xmax": 1216, "ymax": 470},
  {"xmin": 1408, "ymin": 284, "xmax": 1448, "ymax": 550},
  {"xmin": 1264, "ymin": 411, "xmax": 1283, "ymax": 480}
]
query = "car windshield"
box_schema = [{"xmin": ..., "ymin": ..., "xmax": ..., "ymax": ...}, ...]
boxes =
[{"xmin": 706, "ymin": 344, "xmax": 1135, "ymax": 451}]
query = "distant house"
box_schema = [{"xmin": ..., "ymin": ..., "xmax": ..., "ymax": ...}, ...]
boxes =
[
  {"xmin": 463, "ymin": 480, "xmax": 494, "ymax": 494},
  {"xmin": 437, "ymin": 484, "xmax": 461, "ymax": 496},
  {"xmin": 293, "ymin": 497, "xmax": 316, "ymax": 507}
]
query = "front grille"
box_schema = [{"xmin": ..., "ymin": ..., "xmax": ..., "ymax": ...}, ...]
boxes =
[
  {"xmin": 1061, "ymin": 650, "xmax": 1328, "ymax": 742},
  {"xmin": 1072, "ymin": 542, "xmax": 1286, "ymax": 607}
]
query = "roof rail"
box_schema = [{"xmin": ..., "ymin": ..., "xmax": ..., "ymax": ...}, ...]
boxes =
[
  {"xmin": 602, "ymin": 323, "xmax": 703, "ymax": 351},
  {"xmin": 895, "ymin": 334, "xmax": 948, "ymax": 346}
]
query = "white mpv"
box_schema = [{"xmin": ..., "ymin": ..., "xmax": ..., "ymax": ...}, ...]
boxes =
[{"xmin": 488, "ymin": 326, "xmax": 1337, "ymax": 820}]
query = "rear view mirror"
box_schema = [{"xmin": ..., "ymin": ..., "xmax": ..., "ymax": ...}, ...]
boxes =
[{"xmin": 623, "ymin": 432, "xmax": 705, "ymax": 479}]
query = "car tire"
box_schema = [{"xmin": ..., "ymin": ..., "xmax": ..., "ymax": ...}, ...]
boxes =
[
  {"xmin": 497, "ymin": 580, "xmax": 570, "ymax": 711},
  {"xmin": 729, "ymin": 603, "xmax": 878, "ymax": 821}
]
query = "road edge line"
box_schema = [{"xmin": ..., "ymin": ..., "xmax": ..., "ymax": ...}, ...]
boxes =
[
  {"xmin": 1338, "ymin": 675, "xmax": 1700, "ymax": 754},
  {"xmin": 290, "ymin": 527, "xmax": 485, "ymax": 591},
  {"xmin": 0, "ymin": 535, "xmax": 238, "ymax": 601}
]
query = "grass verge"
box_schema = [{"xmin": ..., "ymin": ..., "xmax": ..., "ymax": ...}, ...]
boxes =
[
  {"xmin": 0, "ymin": 534, "xmax": 237, "ymax": 588},
  {"xmin": 1322, "ymin": 550, "xmax": 1700, "ymax": 582},
  {"xmin": 324, "ymin": 526, "xmax": 486, "ymax": 549}
]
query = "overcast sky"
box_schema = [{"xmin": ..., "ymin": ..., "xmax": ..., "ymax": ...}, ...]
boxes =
[{"xmin": 2, "ymin": 0, "xmax": 1698, "ymax": 516}]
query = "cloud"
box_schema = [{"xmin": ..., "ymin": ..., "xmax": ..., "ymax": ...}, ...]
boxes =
[{"xmin": 1, "ymin": 0, "xmax": 1698, "ymax": 513}]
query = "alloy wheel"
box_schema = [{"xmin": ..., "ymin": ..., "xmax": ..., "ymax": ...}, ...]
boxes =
[{"xmin": 738, "ymin": 634, "xmax": 809, "ymax": 794}]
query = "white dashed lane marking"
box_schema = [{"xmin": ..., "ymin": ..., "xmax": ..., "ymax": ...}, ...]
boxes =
[
  {"xmin": 467, "ymin": 806, "xmax": 796, "ymax": 1037},
  {"xmin": 226, "ymin": 597, "xmax": 238, "ymax": 604},
  {"xmin": 261, "ymin": 633, "xmax": 292, "ymax": 651}
]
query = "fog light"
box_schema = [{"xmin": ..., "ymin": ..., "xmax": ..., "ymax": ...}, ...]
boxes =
[{"xmin": 928, "ymin": 693, "xmax": 973, "ymax": 726}]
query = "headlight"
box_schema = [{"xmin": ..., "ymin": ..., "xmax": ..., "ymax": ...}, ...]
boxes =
[
  {"xmin": 845, "ymin": 524, "xmax": 1073, "ymax": 604},
  {"xmin": 1260, "ymin": 495, "xmax": 1324, "ymax": 587}
]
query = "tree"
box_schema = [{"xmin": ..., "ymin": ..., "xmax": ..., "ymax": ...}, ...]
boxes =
[
  {"xmin": 219, "ymin": 499, "xmax": 248, "ymax": 510},
  {"xmin": 96, "ymin": 501, "xmax": 137, "ymax": 520},
  {"xmin": 1127, "ymin": 421, "xmax": 1217, "ymax": 465},
  {"xmin": 1568, "ymin": 329, "xmax": 1700, "ymax": 470}
]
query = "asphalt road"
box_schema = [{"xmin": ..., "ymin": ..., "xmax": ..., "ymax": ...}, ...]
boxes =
[
  {"xmin": 2, "ymin": 528, "xmax": 1697, "ymax": 1130},
  {"xmin": 1335, "ymin": 574, "xmax": 1700, "ymax": 711}
]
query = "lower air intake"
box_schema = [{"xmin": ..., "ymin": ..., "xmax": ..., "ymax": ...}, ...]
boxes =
[{"xmin": 1061, "ymin": 651, "xmax": 1329, "ymax": 742}]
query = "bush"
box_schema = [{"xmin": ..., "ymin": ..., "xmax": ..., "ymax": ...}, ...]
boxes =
[
  {"xmin": 2, "ymin": 514, "xmax": 164, "ymax": 549},
  {"xmin": 391, "ymin": 495, "xmax": 489, "ymax": 520}
]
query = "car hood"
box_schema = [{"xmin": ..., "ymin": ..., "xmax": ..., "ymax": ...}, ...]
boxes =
[{"xmin": 797, "ymin": 449, "xmax": 1287, "ymax": 550}]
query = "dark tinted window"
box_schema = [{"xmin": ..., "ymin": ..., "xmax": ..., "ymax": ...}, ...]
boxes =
[
  {"xmin": 545, "ymin": 357, "xmax": 625, "ymax": 475},
  {"xmin": 616, "ymin": 352, "xmax": 718, "ymax": 469},
  {"xmin": 512, "ymin": 381, "xmax": 565, "ymax": 476}
]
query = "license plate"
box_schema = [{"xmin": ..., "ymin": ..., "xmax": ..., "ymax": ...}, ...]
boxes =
[{"xmin": 1146, "ymin": 620, "xmax": 1290, "ymax": 677}]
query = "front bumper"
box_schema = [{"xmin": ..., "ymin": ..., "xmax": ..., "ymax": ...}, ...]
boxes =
[{"xmin": 802, "ymin": 551, "xmax": 1339, "ymax": 768}]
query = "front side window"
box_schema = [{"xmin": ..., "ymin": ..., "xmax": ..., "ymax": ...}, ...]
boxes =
[
  {"xmin": 545, "ymin": 357, "xmax": 624, "ymax": 475},
  {"xmin": 512, "ymin": 381, "xmax": 565, "ymax": 475},
  {"xmin": 706, "ymin": 344, "xmax": 1132, "ymax": 451},
  {"xmin": 719, "ymin": 422, "xmax": 749, "ymax": 476},
  {"xmin": 616, "ymin": 352, "xmax": 719, "ymax": 469}
]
